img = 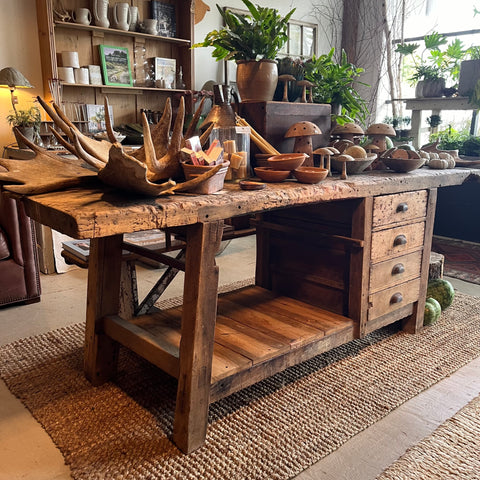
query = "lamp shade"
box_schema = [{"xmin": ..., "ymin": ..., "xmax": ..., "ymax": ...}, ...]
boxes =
[{"xmin": 0, "ymin": 67, "xmax": 33, "ymax": 88}]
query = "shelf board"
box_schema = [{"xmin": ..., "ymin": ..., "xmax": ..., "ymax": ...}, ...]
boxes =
[
  {"xmin": 104, "ymin": 285, "xmax": 355, "ymax": 400},
  {"xmin": 60, "ymin": 82, "xmax": 188, "ymax": 94},
  {"xmin": 54, "ymin": 20, "xmax": 191, "ymax": 46}
]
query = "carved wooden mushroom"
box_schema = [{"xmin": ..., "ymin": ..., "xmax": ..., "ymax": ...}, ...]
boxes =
[
  {"xmin": 285, "ymin": 121, "xmax": 322, "ymax": 167},
  {"xmin": 364, "ymin": 143, "xmax": 380, "ymax": 155},
  {"xmin": 336, "ymin": 154, "xmax": 355, "ymax": 180},
  {"xmin": 313, "ymin": 147, "xmax": 332, "ymax": 169},
  {"xmin": 365, "ymin": 123, "xmax": 396, "ymax": 153},
  {"xmin": 297, "ymin": 80, "xmax": 314, "ymax": 103},
  {"xmin": 278, "ymin": 74, "xmax": 296, "ymax": 102},
  {"xmin": 330, "ymin": 123, "xmax": 364, "ymax": 143}
]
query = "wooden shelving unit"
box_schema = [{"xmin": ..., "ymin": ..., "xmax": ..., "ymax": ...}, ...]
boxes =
[{"xmin": 35, "ymin": 0, "xmax": 194, "ymax": 125}]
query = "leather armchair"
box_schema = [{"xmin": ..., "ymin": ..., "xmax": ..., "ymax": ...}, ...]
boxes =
[{"xmin": 0, "ymin": 191, "xmax": 41, "ymax": 307}]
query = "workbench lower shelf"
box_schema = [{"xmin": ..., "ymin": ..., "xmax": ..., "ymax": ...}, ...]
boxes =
[{"xmin": 104, "ymin": 285, "xmax": 356, "ymax": 402}]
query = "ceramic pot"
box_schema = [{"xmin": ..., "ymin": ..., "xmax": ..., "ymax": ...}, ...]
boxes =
[
  {"xmin": 129, "ymin": 6, "xmax": 139, "ymax": 31},
  {"xmin": 421, "ymin": 78, "xmax": 445, "ymax": 98},
  {"xmin": 72, "ymin": 7, "xmax": 91, "ymax": 25},
  {"xmin": 14, "ymin": 126, "xmax": 35, "ymax": 149},
  {"xmin": 458, "ymin": 59, "xmax": 480, "ymax": 96},
  {"xmin": 113, "ymin": 3, "xmax": 131, "ymax": 31},
  {"xmin": 415, "ymin": 81, "xmax": 424, "ymax": 98},
  {"xmin": 236, "ymin": 60, "xmax": 278, "ymax": 102},
  {"xmin": 144, "ymin": 19, "xmax": 157, "ymax": 35},
  {"xmin": 93, "ymin": 0, "xmax": 109, "ymax": 28}
]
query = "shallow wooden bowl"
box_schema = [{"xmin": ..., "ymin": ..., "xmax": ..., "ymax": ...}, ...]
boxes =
[
  {"xmin": 267, "ymin": 153, "xmax": 307, "ymax": 171},
  {"xmin": 293, "ymin": 167, "xmax": 328, "ymax": 184},
  {"xmin": 331, "ymin": 155, "xmax": 375, "ymax": 174},
  {"xmin": 254, "ymin": 167, "xmax": 291, "ymax": 183},
  {"xmin": 382, "ymin": 157, "xmax": 426, "ymax": 173}
]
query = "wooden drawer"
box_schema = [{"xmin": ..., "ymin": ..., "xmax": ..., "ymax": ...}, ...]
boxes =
[
  {"xmin": 371, "ymin": 222, "xmax": 425, "ymax": 262},
  {"xmin": 368, "ymin": 278, "xmax": 421, "ymax": 320},
  {"xmin": 373, "ymin": 191, "xmax": 428, "ymax": 227},
  {"xmin": 369, "ymin": 250, "xmax": 423, "ymax": 294}
]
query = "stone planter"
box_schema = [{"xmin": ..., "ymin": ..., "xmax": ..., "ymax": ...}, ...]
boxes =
[
  {"xmin": 13, "ymin": 126, "xmax": 35, "ymax": 149},
  {"xmin": 458, "ymin": 59, "xmax": 480, "ymax": 96},
  {"xmin": 421, "ymin": 78, "xmax": 446, "ymax": 98}
]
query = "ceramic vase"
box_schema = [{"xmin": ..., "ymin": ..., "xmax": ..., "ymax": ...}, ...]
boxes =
[
  {"xmin": 113, "ymin": 2, "xmax": 131, "ymax": 31},
  {"xmin": 93, "ymin": 0, "xmax": 109, "ymax": 28},
  {"xmin": 236, "ymin": 60, "xmax": 278, "ymax": 102}
]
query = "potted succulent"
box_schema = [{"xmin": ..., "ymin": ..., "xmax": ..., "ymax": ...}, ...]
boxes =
[
  {"xmin": 302, "ymin": 48, "xmax": 369, "ymax": 125},
  {"xmin": 6, "ymin": 105, "xmax": 41, "ymax": 149},
  {"xmin": 396, "ymin": 32, "xmax": 467, "ymax": 98},
  {"xmin": 193, "ymin": 0, "xmax": 295, "ymax": 102}
]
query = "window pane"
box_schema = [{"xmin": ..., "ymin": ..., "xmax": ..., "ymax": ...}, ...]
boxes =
[
  {"xmin": 303, "ymin": 27, "xmax": 315, "ymax": 57},
  {"xmin": 290, "ymin": 24, "xmax": 302, "ymax": 56}
]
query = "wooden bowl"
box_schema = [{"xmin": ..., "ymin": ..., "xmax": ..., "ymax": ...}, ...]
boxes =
[
  {"xmin": 254, "ymin": 167, "xmax": 291, "ymax": 183},
  {"xmin": 267, "ymin": 153, "xmax": 307, "ymax": 171},
  {"xmin": 331, "ymin": 155, "xmax": 375, "ymax": 174},
  {"xmin": 382, "ymin": 157, "xmax": 426, "ymax": 173},
  {"xmin": 293, "ymin": 167, "xmax": 328, "ymax": 184}
]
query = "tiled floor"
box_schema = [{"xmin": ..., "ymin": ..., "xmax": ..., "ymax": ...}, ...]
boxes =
[{"xmin": 0, "ymin": 235, "xmax": 479, "ymax": 480}]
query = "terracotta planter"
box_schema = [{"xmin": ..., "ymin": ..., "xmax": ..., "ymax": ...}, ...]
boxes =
[{"xmin": 236, "ymin": 59, "xmax": 278, "ymax": 102}]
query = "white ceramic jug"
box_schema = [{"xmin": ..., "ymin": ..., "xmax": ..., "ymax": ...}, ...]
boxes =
[
  {"xmin": 113, "ymin": 2, "xmax": 131, "ymax": 31},
  {"xmin": 72, "ymin": 7, "xmax": 91, "ymax": 25},
  {"xmin": 129, "ymin": 6, "xmax": 139, "ymax": 31},
  {"xmin": 93, "ymin": 0, "xmax": 109, "ymax": 28}
]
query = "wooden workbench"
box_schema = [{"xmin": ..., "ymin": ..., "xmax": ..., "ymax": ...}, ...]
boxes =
[{"xmin": 13, "ymin": 167, "xmax": 479, "ymax": 453}]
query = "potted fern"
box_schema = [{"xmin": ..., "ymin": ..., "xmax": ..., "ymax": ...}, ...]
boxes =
[
  {"xmin": 193, "ymin": 0, "xmax": 295, "ymax": 102},
  {"xmin": 6, "ymin": 105, "xmax": 41, "ymax": 149}
]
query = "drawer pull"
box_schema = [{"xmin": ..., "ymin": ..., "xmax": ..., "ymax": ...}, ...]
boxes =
[
  {"xmin": 393, "ymin": 234, "xmax": 407, "ymax": 246},
  {"xmin": 390, "ymin": 293, "xmax": 403, "ymax": 304},
  {"xmin": 396, "ymin": 203, "xmax": 409, "ymax": 213},
  {"xmin": 392, "ymin": 263, "xmax": 405, "ymax": 275}
]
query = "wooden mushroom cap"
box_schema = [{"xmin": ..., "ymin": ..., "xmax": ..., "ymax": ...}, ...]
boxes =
[
  {"xmin": 364, "ymin": 143, "xmax": 380, "ymax": 151},
  {"xmin": 331, "ymin": 123, "xmax": 364, "ymax": 136},
  {"xmin": 296, "ymin": 80, "xmax": 314, "ymax": 88},
  {"xmin": 365, "ymin": 123, "xmax": 396, "ymax": 137},
  {"xmin": 313, "ymin": 147, "xmax": 333, "ymax": 155},
  {"xmin": 278, "ymin": 74, "xmax": 296, "ymax": 82},
  {"xmin": 285, "ymin": 121, "xmax": 322, "ymax": 138}
]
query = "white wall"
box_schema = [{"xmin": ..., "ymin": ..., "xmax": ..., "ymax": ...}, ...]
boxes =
[{"xmin": 0, "ymin": 0, "xmax": 44, "ymax": 152}]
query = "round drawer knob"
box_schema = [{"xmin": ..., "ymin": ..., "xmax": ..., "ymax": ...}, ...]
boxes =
[
  {"xmin": 392, "ymin": 263, "xmax": 405, "ymax": 275},
  {"xmin": 393, "ymin": 234, "xmax": 407, "ymax": 246},
  {"xmin": 396, "ymin": 203, "xmax": 409, "ymax": 213},
  {"xmin": 390, "ymin": 293, "xmax": 403, "ymax": 304}
]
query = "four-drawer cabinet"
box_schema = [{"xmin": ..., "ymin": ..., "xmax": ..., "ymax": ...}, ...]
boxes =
[{"xmin": 367, "ymin": 190, "xmax": 430, "ymax": 331}]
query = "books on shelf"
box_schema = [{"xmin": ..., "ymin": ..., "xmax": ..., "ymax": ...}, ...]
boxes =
[
  {"xmin": 151, "ymin": 1, "xmax": 176, "ymax": 38},
  {"xmin": 62, "ymin": 239, "xmax": 91, "ymax": 261}
]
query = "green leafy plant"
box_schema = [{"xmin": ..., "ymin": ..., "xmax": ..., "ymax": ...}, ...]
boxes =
[
  {"xmin": 426, "ymin": 114, "xmax": 442, "ymax": 128},
  {"xmin": 6, "ymin": 105, "xmax": 41, "ymax": 129},
  {"xmin": 396, "ymin": 32, "xmax": 467, "ymax": 86},
  {"xmin": 303, "ymin": 48, "xmax": 369, "ymax": 124},
  {"xmin": 193, "ymin": 0, "xmax": 295, "ymax": 62}
]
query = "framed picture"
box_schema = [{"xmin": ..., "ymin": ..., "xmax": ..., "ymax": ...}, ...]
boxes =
[
  {"xmin": 151, "ymin": 1, "xmax": 176, "ymax": 38},
  {"xmin": 152, "ymin": 57, "xmax": 176, "ymax": 89},
  {"xmin": 99, "ymin": 45, "xmax": 133, "ymax": 87},
  {"xmin": 86, "ymin": 104, "xmax": 114, "ymax": 134}
]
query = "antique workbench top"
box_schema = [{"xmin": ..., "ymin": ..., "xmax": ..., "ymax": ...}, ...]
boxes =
[{"xmin": 16, "ymin": 168, "xmax": 479, "ymax": 239}]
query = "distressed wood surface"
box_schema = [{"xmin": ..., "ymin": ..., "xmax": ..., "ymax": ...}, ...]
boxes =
[{"xmin": 13, "ymin": 169, "xmax": 478, "ymax": 239}]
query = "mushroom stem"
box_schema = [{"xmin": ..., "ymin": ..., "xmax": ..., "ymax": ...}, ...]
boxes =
[
  {"xmin": 341, "ymin": 161, "xmax": 348, "ymax": 180},
  {"xmin": 325, "ymin": 155, "xmax": 331, "ymax": 176},
  {"xmin": 300, "ymin": 86, "xmax": 307, "ymax": 103},
  {"xmin": 308, "ymin": 86, "xmax": 314, "ymax": 103},
  {"xmin": 282, "ymin": 80, "xmax": 289, "ymax": 102}
]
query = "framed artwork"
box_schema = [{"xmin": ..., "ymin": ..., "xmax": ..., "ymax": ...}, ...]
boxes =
[
  {"xmin": 99, "ymin": 45, "xmax": 133, "ymax": 87},
  {"xmin": 153, "ymin": 57, "xmax": 176, "ymax": 89},
  {"xmin": 151, "ymin": 1, "xmax": 176, "ymax": 37},
  {"xmin": 86, "ymin": 104, "xmax": 114, "ymax": 133}
]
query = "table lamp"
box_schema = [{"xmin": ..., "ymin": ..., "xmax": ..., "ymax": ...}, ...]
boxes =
[{"xmin": 0, "ymin": 67, "xmax": 33, "ymax": 121}]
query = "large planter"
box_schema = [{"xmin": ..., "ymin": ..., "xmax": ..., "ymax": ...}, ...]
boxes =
[
  {"xmin": 421, "ymin": 78, "xmax": 446, "ymax": 98},
  {"xmin": 236, "ymin": 59, "xmax": 278, "ymax": 102},
  {"xmin": 458, "ymin": 59, "xmax": 480, "ymax": 96}
]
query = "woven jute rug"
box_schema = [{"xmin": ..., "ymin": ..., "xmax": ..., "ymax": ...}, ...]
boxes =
[
  {"xmin": 1, "ymin": 283, "xmax": 480, "ymax": 480},
  {"xmin": 432, "ymin": 235, "xmax": 480, "ymax": 284},
  {"xmin": 377, "ymin": 394, "xmax": 480, "ymax": 479}
]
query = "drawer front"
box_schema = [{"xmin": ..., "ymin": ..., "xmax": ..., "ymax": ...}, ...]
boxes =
[
  {"xmin": 373, "ymin": 191, "xmax": 428, "ymax": 227},
  {"xmin": 368, "ymin": 278, "xmax": 421, "ymax": 321},
  {"xmin": 370, "ymin": 250, "xmax": 423, "ymax": 294},
  {"xmin": 371, "ymin": 222, "xmax": 425, "ymax": 262}
]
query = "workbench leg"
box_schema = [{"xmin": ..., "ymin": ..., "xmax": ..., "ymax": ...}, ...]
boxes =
[
  {"xmin": 84, "ymin": 235, "xmax": 123, "ymax": 385},
  {"xmin": 173, "ymin": 221, "xmax": 223, "ymax": 454},
  {"xmin": 410, "ymin": 109, "xmax": 422, "ymax": 149}
]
